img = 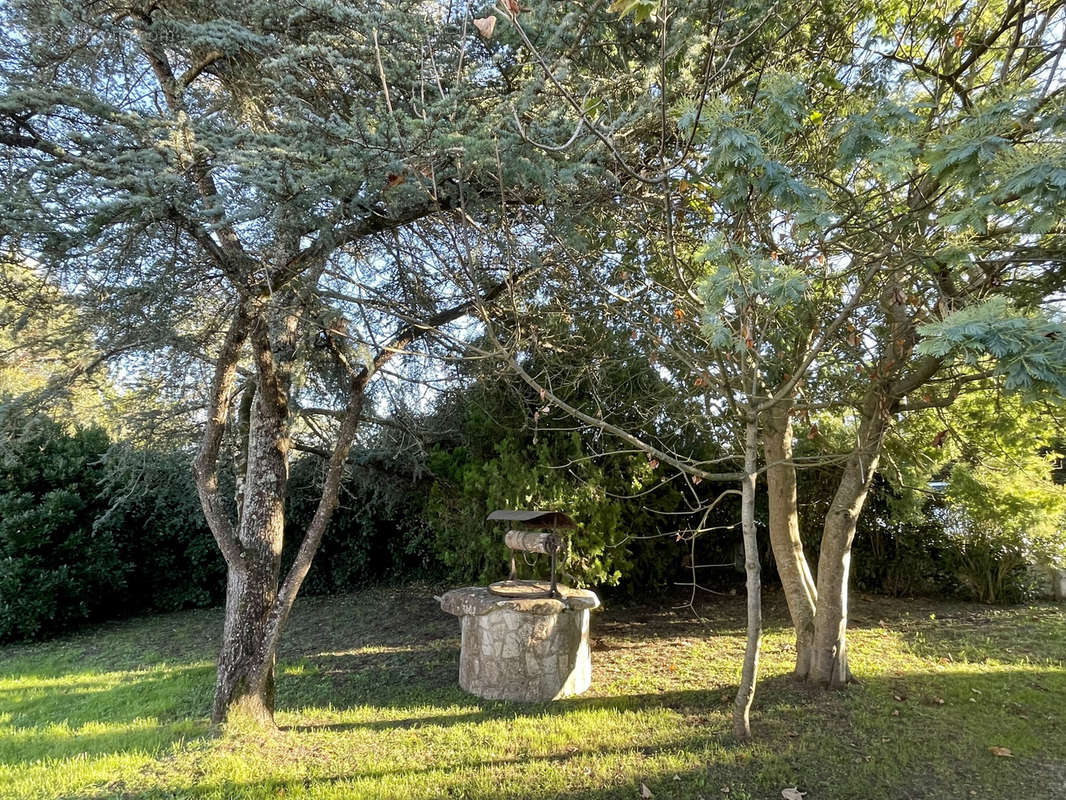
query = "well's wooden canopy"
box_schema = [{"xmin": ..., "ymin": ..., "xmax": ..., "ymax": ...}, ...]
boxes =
[{"xmin": 486, "ymin": 509, "xmax": 577, "ymax": 529}]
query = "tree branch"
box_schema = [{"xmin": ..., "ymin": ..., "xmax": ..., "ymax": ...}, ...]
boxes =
[{"xmin": 193, "ymin": 306, "xmax": 250, "ymax": 566}]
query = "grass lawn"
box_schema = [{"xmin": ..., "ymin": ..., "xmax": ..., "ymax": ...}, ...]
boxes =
[{"xmin": 0, "ymin": 587, "xmax": 1063, "ymax": 799}]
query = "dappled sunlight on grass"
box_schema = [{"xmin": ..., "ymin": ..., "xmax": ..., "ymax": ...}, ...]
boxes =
[{"xmin": 0, "ymin": 588, "xmax": 1064, "ymax": 799}]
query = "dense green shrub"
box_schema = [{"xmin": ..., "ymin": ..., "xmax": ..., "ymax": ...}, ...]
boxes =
[
  {"xmin": 422, "ymin": 392, "xmax": 732, "ymax": 596},
  {"xmin": 798, "ymin": 463, "xmax": 1064, "ymax": 603},
  {"xmin": 849, "ymin": 492, "xmax": 961, "ymax": 599},
  {"xmin": 283, "ymin": 452, "xmax": 439, "ymax": 594},
  {"xmin": 937, "ymin": 458, "xmax": 1066, "ymax": 603},
  {"xmin": 0, "ymin": 409, "xmax": 227, "ymax": 641},
  {"xmin": 0, "ymin": 412, "xmax": 118, "ymax": 640},
  {"xmin": 95, "ymin": 448, "xmax": 226, "ymax": 612}
]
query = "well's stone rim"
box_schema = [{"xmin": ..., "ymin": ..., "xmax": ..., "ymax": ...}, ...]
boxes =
[{"xmin": 440, "ymin": 585, "xmax": 600, "ymax": 617}]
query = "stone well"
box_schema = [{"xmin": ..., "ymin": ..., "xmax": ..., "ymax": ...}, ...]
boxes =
[{"xmin": 439, "ymin": 585, "xmax": 600, "ymax": 702}]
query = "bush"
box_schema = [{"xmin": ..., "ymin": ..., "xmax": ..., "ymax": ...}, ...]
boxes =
[
  {"xmin": 0, "ymin": 412, "xmax": 119, "ymax": 640},
  {"xmin": 283, "ymin": 452, "xmax": 438, "ymax": 594},
  {"xmin": 425, "ymin": 429, "xmax": 714, "ymax": 595},
  {"xmin": 95, "ymin": 447, "xmax": 226, "ymax": 612},
  {"xmin": 0, "ymin": 408, "xmax": 227, "ymax": 641}
]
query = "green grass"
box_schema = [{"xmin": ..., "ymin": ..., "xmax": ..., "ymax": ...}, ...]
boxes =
[{"xmin": 1, "ymin": 588, "xmax": 1064, "ymax": 799}]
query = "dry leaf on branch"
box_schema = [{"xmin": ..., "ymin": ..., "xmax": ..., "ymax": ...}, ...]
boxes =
[{"xmin": 472, "ymin": 16, "xmax": 497, "ymax": 38}]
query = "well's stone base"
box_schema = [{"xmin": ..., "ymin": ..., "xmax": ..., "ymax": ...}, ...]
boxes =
[{"xmin": 440, "ymin": 586, "xmax": 599, "ymax": 702}]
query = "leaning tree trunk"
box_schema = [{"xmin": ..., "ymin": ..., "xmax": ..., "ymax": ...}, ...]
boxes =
[
  {"xmin": 763, "ymin": 403, "xmax": 818, "ymax": 679},
  {"xmin": 809, "ymin": 410, "xmax": 887, "ymax": 687},
  {"xmin": 733, "ymin": 414, "xmax": 762, "ymax": 740}
]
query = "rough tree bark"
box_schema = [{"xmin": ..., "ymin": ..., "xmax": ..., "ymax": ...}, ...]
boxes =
[
  {"xmin": 808, "ymin": 410, "xmax": 886, "ymax": 687},
  {"xmin": 762, "ymin": 402, "xmax": 818, "ymax": 679},
  {"xmin": 193, "ymin": 271, "xmax": 533, "ymax": 727},
  {"xmin": 208, "ymin": 317, "xmax": 293, "ymax": 723},
  {"xmin": 733, "ymin": 413, "xmax": 762, "ymax": 740}
]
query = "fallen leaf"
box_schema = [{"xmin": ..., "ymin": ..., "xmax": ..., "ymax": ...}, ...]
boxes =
[
  {"xmin": 782, "ymin": 788, "xmax": 806, "ymax": 800},
  {"xmin": 472, "ymin": 15, "xmax": 497, "ymax": 38},
  {"xmin": 641, "ymin": 782, "xmax": 654, "ymax": 798},
  {"xmin": 989, "ymin": 746, "xmax": 1013, "ymax": 758}
]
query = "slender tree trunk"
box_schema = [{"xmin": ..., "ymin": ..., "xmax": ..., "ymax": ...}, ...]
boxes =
[
  {"xmin": 733, "ymin": 414, "xmax": 762, "ymax": 740},
  {"xmin": 809, "ymin": 411, "xmax": 886, "ymax": 687},
  {"xmin": 762, "ymin": 403, "xmax": 818, "ymax": 679},
  {"xmin": 234, "ymin": 379, "xmax": 256, "ymax": 516}
]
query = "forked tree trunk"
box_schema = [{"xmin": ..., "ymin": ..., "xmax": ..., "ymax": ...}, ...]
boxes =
[
  {"xmin": 211, "ymin": 395, "xmax": 289, "ymax": 724},
  {"xmin": 809, "ymin": 412, "xmax": 886, "ymax": 687},
  {"xmin": 733, "ymin": 415, "xmax": 762, "ymax": 740},
  {"xmin": 762, "ymin": 403, "xmax": 818, "ymax": 679},
  {"xmin": 195, "ymin": 277, "xmax": 529, "ymax": 728}
]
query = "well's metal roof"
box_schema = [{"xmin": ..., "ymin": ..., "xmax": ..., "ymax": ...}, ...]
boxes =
[{"xmin": 486, "ymin": 509, "xmax": 577, "ymax": 529}]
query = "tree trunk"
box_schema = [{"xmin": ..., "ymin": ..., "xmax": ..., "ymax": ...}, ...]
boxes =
[
  {"xmin": 809, "ymin": 412, "xmax": 886, "ymax": 687},
  {"xmin": 762, "ymin": 403, "xmax": 818, "ymax": 679},
  {"xmin": 212, "ymin": 386, "xmax": 289, "ymax": 725},
  {"xmin": 733, "ymin": 414, "xmax": 762, "ymax": 740},
  {"xmin": 212, "ymin": 563, "xmax": 278, "ymax": 724},
  {"xmin": 196, "ymin": 278, "xmax": 530, "ymax": 728}
]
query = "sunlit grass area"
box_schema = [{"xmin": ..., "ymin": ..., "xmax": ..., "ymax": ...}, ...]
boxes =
[{"xmin": 1, "ymin": 588, "xmax": 1063, "ymax": 799}]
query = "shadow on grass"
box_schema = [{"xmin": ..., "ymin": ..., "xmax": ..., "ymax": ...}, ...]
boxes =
[
  {"xmin": 281, "ymin": 684, "xmax": 745, "ymax": 734},
  {"xmin": 0, "ymin": 664, "xmax": 215, "ymax": 729},
  {"xmin": 68, "ymin": 669, "xmax": 1066, "ymax": 800},
  {"xmin": 72, "ymin": 744, "xmax": 730, "ymax": 800},
  {"xmin": 0, "ymin": 717, "xmax": 211, "ymax": 768},
  {"xmin": 5, "ymin": 587, "xmax": 1066, "ymax": 800}
]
